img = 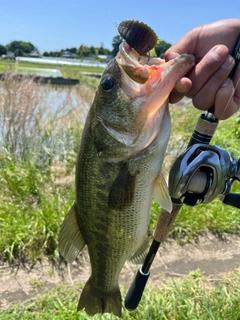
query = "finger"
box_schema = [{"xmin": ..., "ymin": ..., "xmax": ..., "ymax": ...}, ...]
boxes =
[
  {"xmin": 186, "ymin": 45, "xmax": 230, "ymax": 98},
  {"xmin": 233, "ymin": 62, "xmax": 240, "ymax": 103},
  {"xmin": 169, "ymin": 77, "xmax": 192, "ymax": 103},
  {"xmin": 191, "ymin": 54, "xmax": 235, "ymax": 110}
]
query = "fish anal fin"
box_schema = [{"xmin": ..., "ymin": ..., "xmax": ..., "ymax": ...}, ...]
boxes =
[
  {"xmin": 128, "ymin": 237, "xmax": 149, "ymax": 265},
  {"xmin": 108, "ymin": 163, "xmax": 137, "ymax": 210},
  {"xmin": 153, "ymin": 169, "xmax": 172, "ymax": 212},
  {"xmin": 78, "ymin": 278, "xmax": 122, "ymax": 317},
  {"xmin": 58, "ymin": 203, "xmax": 85, "ymax": 263}
]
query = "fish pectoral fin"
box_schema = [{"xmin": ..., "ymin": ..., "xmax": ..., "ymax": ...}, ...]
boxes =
[
  {"xmin": 58, "ymin": 203, "xmax": 85, "ymax": 263},
  {"xmin": 108, "ymin": 163, "xmax": 137, "ymax": 210},
  {"xmin": 153, "ymin": 169, "xmax": 172, "ymax": 212},
  {"xmin": 128, "ymin": 237, "xmax": 149, "ymax": 265}
]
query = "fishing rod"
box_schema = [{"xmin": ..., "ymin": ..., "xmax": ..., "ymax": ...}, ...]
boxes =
[{"xmin": 124, "ymin": 37, "xmax": 240, "ymax": 311}]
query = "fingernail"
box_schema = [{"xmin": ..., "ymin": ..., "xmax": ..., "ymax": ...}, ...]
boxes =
[
  {"xmin": 221, "ymin": 78, "xmax": 231, "ymax": 87},
  {"xmin": 221, "ymin": 55, "xmax": 235, "ymax": 69},
  {"xmin": 210, "ymin": 45, "xmax": 228, "ymax": 61},
  {"xmin": 176, "ymin": 79, "xmax": 188, "ymax": 93}
]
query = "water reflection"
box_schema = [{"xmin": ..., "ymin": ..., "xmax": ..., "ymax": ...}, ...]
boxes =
[{"xmin": 17, "ymin": 67, "xmax": 62, "ymax": 78}]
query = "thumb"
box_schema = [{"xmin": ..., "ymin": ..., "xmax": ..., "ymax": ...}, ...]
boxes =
[
  {"xmin": 169, "ymin": 77, "xmax": 192, "ymax": 104},
  {"xmin": 164, "ymin": 49, "xmax": 180, "ymax": 62}
]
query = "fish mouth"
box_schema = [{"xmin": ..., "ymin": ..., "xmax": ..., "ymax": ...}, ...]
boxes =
[
  {"xmin": 103, "ymin": 43, "xmax": 195, "ymax": 155},
  {"xmin": 116, "ymin": 42, "xmax": 155, "ymax": 85},
  {"xmin": 116, "ymin": 42, "xmax": 195, "ymax": 112}
]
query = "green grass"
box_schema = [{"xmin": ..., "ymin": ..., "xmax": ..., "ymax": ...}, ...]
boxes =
[
  {"xmin": 1, "ymin": 269, "xmax": 240, "ymax": 319},
  {"xmin": 0, "ymin": 157, "xmax": 75, "ymax": 262}
]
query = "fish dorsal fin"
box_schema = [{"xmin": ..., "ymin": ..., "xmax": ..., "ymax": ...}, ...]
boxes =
[
  {"xmin": 58, "ymin": 203, "xmax": 85, "ymax": 263},
  {"xmin": 108, "ymin": 163, "xmax": 136, "ymax": 210},
  {"xmin": 153, "ymin": 168, "xmax": 172, "ymax": 212},
  {"xmin": 128, "ymin": 236, "xmax": 149, "ymax": 265}
]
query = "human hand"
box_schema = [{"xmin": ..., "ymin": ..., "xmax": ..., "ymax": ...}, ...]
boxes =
[{"xmin": 165, "ymin": 19, "xmax": 240, "ymax": 119}]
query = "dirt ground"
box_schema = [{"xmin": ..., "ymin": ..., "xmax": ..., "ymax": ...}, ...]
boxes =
[{"xmin": 1, "ymin": 233, "xmax": 240, "ymax": 309}]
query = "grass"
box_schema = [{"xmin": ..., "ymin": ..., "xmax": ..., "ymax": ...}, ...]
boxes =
[
  {"xmin": 0, "ymin": 157, "xmax": 74, "ymax": 262},
  {"xmin": 1, "ymin": 269, "xmax": 240, "ymax": 319}
]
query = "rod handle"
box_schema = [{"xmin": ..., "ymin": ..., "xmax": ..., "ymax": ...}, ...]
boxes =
[
  {"xmin": 124, "ymin": 267, "xmax": 150, "ymax": 311},
  {"xmin": 153, "ymin": 204, "xmax": 182, "ymax": 242},
  {"xmin": 222, "ymin": 193, "xmax": 240, "ymax": 209}
]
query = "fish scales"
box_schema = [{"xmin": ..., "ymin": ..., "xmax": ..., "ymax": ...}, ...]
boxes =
[
  {"xmin": 59, "ymin": 23, "xmax": 195, "ymax": 317},
  {"xmin": 76, "ymin": 112, "xmax": 156, "ymax": 292}
]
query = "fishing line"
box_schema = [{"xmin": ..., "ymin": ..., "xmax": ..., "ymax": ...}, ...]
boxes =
[{"xmin": 218, "ymin": 73, "xmax": 240, "ymax": 121}]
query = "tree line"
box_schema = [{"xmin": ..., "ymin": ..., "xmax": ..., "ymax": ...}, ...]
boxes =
[
  {"xmin": 42, "ymin": 45, "xmax": 111, "ymax": 58},
  {"xmin": 0, "ymin": 37, "xmax": 171, "ymax": 59}
]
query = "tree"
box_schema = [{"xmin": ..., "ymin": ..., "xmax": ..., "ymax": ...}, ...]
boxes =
[
  {"xmin": 111, "ymin": 35, "xmax": 123, "ymax": 56},
  {"xmin": 48, "ymin": 51, "xmax": 61, "ymax": 57},
  {"xmin": 89, "ymin": 46, "xmax": 96, "ymax": 55},
  {"xmin": 0, "ymin": 44, "xmax": 6, "ymax": 56},
  {"xmin": 77, "ymin": 45, "xmax": 91, "ymax": 58},
  {"xmin": 98, "ymin": 46, "xmax": 107, "ymax": 55},
  {"xmin": 14, "ymin": 49, "xmax": 24, "ymax": 57},
  {"xmin": 155, "ymin": 40, "xmax": 171, "ymax": 58},
  {"xmin": 43, "ymin": 51, "xmax": 50, "ymax": 57},
  {"xmin": 6, "ymin": 41, "xmax": 35, "ymax": 55},
  {"xmin": 68, "ymin": 47, "xmax": 77, "ymax": 54}
]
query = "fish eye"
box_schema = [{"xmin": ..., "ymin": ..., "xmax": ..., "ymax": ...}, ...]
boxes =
[{"xmin": 101, "ymin": 76, "xmax": 114, "ymax": 91}]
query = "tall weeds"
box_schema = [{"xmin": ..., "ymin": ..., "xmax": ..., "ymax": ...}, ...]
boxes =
[{"xmin": 0, "ymin": 72, "xmax": 94, "ymax": 165}]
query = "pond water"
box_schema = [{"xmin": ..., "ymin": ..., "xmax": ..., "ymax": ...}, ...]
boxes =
[
  {"xmin": 17, "ymin": 67, "xmax": 62, "ymax": 78},
  {"xmin": 0, "ymin": 79, "xmax": 92, "ymax": 162}
]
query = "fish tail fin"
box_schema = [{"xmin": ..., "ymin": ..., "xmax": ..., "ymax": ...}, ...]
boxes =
[{"xmin": 78, "ymin": 278, "xmax": 122, "ymax": 317}]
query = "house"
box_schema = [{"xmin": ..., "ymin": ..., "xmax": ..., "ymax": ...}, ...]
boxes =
[
  {"xmin": 29, "ymin": 49, "xmax": 40, "ymax": 57},
  {"xmin": 2, "ymin": 51, "xmax": 15, "ymax": 59},
  {"xmin": 62, "ymin": 50, "xmax": 76, "ymax": 59},
  {"xmin": 97, "ymin": 54, "xmax": 113, "ymax": 63}
]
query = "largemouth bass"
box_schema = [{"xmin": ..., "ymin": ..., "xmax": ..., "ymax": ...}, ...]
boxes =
[{"xmin": 59, "ymin": 33, "xmax": 195, "ymax": 317}]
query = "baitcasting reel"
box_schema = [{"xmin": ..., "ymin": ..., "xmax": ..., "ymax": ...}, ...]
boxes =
[{"xmin": 169, "ymin": 143, "xmax": 240, "ymax": 208}]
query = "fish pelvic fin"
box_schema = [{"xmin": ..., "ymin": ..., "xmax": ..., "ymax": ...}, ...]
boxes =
[
  {"xmin": 153, "ymin": 168, "xmax": 172, "ymax": 212},
  {"xmin": 58, "ymin": 203, "xmax": 85, "ymax": 263},
  {"xmin": 78, "ymin": 278, "xmax": 122, "ymax": 317}
]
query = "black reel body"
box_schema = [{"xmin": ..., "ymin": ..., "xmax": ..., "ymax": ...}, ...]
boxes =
[{"xmin": 169, "ymin": 144, "xmax": 239, "ymax": 207}]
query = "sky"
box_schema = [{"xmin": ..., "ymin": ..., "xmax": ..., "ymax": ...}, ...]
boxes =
[{"xmin": 1, "ymin": 0, "xmax": 240, "ymax": 54}]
